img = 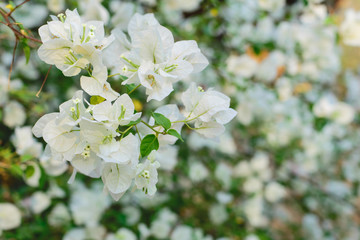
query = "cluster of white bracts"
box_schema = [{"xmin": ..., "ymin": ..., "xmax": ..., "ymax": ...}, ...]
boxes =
[{"xmin": 33, "ymin": 9, "xmax": 236, "ymax": 200}]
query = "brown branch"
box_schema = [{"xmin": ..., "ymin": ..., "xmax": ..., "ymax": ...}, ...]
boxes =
[
  {"xmin": 36, "ymin": 66, "xmax": 52, "ymax": 97},
  {"xmin": 0, "ymin": 6, "xmax": 42, "ymax": 44},
  {"xmin": 0, "ymin": 1, "xmax": 43, "ymax": 91},
  {"xmin": 7, "ymin": 0, "xmax": 30, "ymax": 17}
]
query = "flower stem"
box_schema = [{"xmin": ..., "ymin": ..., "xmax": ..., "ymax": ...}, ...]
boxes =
[
  {"xmin": 140, "ymin": 120, "xmax": 161, "ymax": 134},
  {"xmin": 128, "ymin": 84, "xmax": 141, "ymax": 95}
]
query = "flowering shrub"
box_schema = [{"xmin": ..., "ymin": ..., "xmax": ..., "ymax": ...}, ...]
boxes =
[{"xmin": 32, "ymin": 9, "xmax": 236, "ymax": 200}]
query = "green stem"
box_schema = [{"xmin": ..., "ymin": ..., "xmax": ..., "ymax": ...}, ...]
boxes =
[
  {"xmin": 172, "ymin": 110, "xmax": 209, "ymax": 124},
  {"xmin": 108, "ymin": 73, "xmax": 121, "ymax": 78},
  {"xmin": 140, "ymin": 120, "xmax": 161, "ymax": 134},
  {"xmin": 185, "ymin": 122, "xmax": 195, "ymax": 130},
  {"xmin": 120, "ymin": 125, "xmax": 134, "ymax": 140},
  {"xmin": 128, "ymin": 84, "xmax": 141, "ymax": 95},
  {"xmin": 134, "ymin": 125, "xmax": 142, "ymax": 141}
]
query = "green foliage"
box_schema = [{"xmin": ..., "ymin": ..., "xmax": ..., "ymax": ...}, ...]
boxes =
[
  {"xmin": 124, "ymin": 118, "xmax": 141, "ymax": 126},
  {"xmin": 118, "ymin": 75, "xmax": 128, "ymax": 81},
  {"xmin": 90, "ymin": 95, "xmax": 106, "ymax": 105},
  {"xmin": 20, "ymin": 154, "xmax": 33, "ymax": 162},
  {"xmin": 314, "ymin": 117, "xmax": 328, "ymax": 131},
  {"xmin": 10, "ymin": 164, "xmax": 22, "ymax": 177},
  {"xmin": 126, "ymin": 83, "xmax": 137, "ymax": 93},
  {"xmin": 23, "ymin": 45, "xmax": 31, "ymax": 64},
  {"xmin": 140, "ymin": 134, "xmax": 159, "ymax": 157},
  {"xmin": 24, "ymin": 165, "xmax": 35, "ymax": 178},
  {"xmin": 167, "ymin": 129, "xmax": 183, "ymax": 142},
  {"xmin": 152, "ymin": 112, "xmax": 171, "ymax": 130}
]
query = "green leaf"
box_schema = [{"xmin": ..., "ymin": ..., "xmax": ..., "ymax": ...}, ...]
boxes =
[
  {"xmin": 124, "ymin": 118, "xmax": 141, "ymax": 126},
  {"xmin": 10, "ymin": 164, "xmax": 23, "ymax": 177},
  {"xmin": 140, "ymin": 134, "xmax": 159, "ymax": 157},
  {"xmin": 152, "ymin": 112, "xmax": 171, "ymax": 130},
  {"xmin": 167, "ymin": 129, "xmax": 184, "ymax": 142},
  {"xmin": 21, "ymin": 154, "xmax": 33, "ymax": 162},
  {"xmin": 122, "ymin": 128, "xmax": 136, "ymax": 138},
  {"xmin": 90, "ymin": 95, "xmax": 106, "ymax": 105},
  {"xmin": 24, "ymin": 46, "xmax": 30, "ymax": 64},
  {"xmin": 119, "ymin": 75, "xmax": 128, "ymax": 81},
  {"xmin": 24, "ymin": 165, "xmax": 35, "ymax": 178},
  {"xmin": 126, "ymin": 84, "xmax": 137, "ymax": 93}
]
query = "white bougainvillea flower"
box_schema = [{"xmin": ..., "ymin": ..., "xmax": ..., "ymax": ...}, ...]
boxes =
[
  {"xmin": 58, "ymin": 91, "xmax": 90, "ymax": 125},
  {"xmin": 28, "ymin": 191, "xmax": 51, "ymax": 214},
  {"xmin": 71, "ymin": 147, "xmax": 102, "ymax": 178},
  {"xmin": 103, "ymin": 28, "xmax": 132, "ymax": 69},
  {"xmin": 264, "ymin": 181, "xmax": 287, "ymax": 203},
  {"xmin": 193, "ymin": 121, "xmax": 226, "ymax": 139},
  {"xmin": 30, "ymin": 9, "xmax": 237, "ymax": 202},
  {"xmin": 181, "ymin": 83, "xmax": 237, "ymax": 138},
  {"xmin": 79, "ymin": 0, "xmax": 110, "ymax": 23},
  {"xmin": 101, "ymin": 162, "xmax": 137, "ymax": 201},
  {"xmin": 79, "ymin": 118, "xmax": 116, "ymax": 152},
  {"xmin": 80, "ymin": 66, "xmax": 119, "ymax": 101},
  {"xmin": 182, "ymin": 83, "xmax": 237, "ymax": 123},
  {"xmin": 169, "ymin": 40, "xmax": 208, "ymax": 74},
  {"xmin": 32, "ymin": 113, "xmax": 59, "ymax": 138},
  {"xmin": 38, "ymin": 9, "xmax": 114, "ymax": 76},
  {"xmin": 11, "ymin": 127, "xmax": 43, "ymax": 158},
  {"xmin": 105, "ymin": 13, "xmax": 208, "ymax": 101},
  {"xmin": 313, "ymin": 96, "xmax": 355, "ymax": 125},
  {"xmin": 42, "ymin": 117, "xmax": 80, "ymax": 153},
  {"xmin": 135, "ymin": 152, "xmax": 160, "ymax": 196},
  {"xmin": 0, "ymin": 203, "xmax": 22, "ymax": 232},
  {"xmin": 3, "ymin": 100, "xmax": 26, "ymax": 128},
  {"xmin": 40, "ymin": 145, "xmax": 68, "ymax": 176},
  {"xmin": 98, "ymin": 133, "xmax": 140, "ymax": 164},
  {"xmin": 92, "ymin": 94, "xmax": 141, "ymax": 128},
  {"xmin": 138, "ymin": 62, "xmax": 174, "ymax": 102},
  {"xmin": 22, "ymin": 161, "xmax": 42, "ymax": 188}
]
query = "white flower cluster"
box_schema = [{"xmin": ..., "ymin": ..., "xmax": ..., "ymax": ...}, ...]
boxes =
[
  {"xmin": 104, "ymin": 13, "xmax": 209, "ymax": 101},
  {"xmin": 33, "ymin": 10, "xmax": 236, "ymax": 200}
]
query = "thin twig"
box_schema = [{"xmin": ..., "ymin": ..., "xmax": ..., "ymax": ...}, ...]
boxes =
[
  {"xmin": 140, "ymin": 120, "xmax": 161, "ymax": 134},
  {"xmin": 0, "ymin": 7, "xmax": 42, "ymax": 44},
  {"xmin": 36, "ymin": 66, "xmax": 52, "ymax": 97},
  {"xmin": 7, "ymin": 0, "xmax": 30, "ymax": 17}
]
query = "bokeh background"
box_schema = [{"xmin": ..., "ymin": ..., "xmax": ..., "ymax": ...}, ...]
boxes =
[{"xmin": 1, "ymin": 0, "xmax": 360, "ymax": 239}]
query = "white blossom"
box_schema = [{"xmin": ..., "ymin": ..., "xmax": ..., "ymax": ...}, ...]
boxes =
[
  {"xmin": 135, "ymin": 155, "xmax": 160, "ymax": 196},
  {"xmin": 0, "ymin": 203, "xmax": 22, "ymax": 232},
  {"xmin": 340, "ymin": 9, "xmax": 360, "ymax": 46}
]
